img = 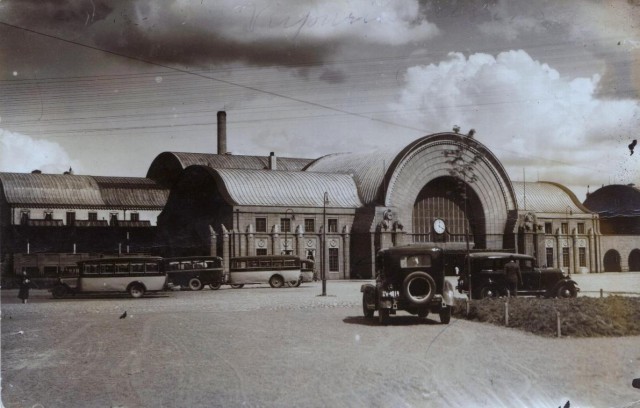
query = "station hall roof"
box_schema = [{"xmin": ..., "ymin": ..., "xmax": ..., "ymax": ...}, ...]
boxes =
[
  {"xmin": 583, "ymin": 184, "xmax": 640, "ymax": 217},
  {"xmin": 0, "ymin": 173, "xmax": 169, "ymax": 209},
  {"xmin": 185, "ymin": 166, "xmax": 362, "ymax": 208},
  {"xmin": 147, "ymin": 152, "xmax": 313, "ymax": 187},
  {"xmin": 511, "ymin": 181, "xmax": 590, "ymax": 214}
]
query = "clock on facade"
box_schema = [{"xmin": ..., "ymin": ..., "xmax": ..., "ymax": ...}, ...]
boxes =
[{"xmin": 433, "ymin": 218, "xmax": 446, "ymax": 234}]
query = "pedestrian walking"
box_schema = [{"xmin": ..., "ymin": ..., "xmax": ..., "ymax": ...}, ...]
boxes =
[
  {"xmin": 504, "ymin": 257, "xmax": 522, "ymax": 297},
  {"xmin": 18, "ymin": 271, "xmax": 31, "ymax": 304}
]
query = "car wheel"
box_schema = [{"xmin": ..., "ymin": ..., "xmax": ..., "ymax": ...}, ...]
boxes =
[
  {"xmin": 129, "ymin": 283, "xmax": 145, "ymax": 298},
  {"xmin": 188, "ymin": 278, "xmax": 203, "ymax": 291},
  {"xmin": 378, "ymin": 308, "xmax": 390, "ymax": 325},
  {"xmin": 402, "ymin": 272, "xmax": 436, "ymax": 305},
  {"xmin": 439, "ymin": 306, "xmax": 452, "ymax": 324},
  {"xmin": 479, "ymin": 285, "xmax": 500, "ymax": 299},
  {"xmin": 209, "ymin": 282, "xmax": 222, "ymax": 290},
  {"xmin": 362, "ymin": 293, "xmax": 374, "ymax": 318},
  {"xmin": 269, "ymin": 275, "xmax": 284, "ymax": 288},
  {"xmin": 557, "ymin": 284, "xmax": 577, "ymax": 298},
  {"xmin": 230, "ymin": 284, "xmax": 244, "ymax": 289},
  {"xmin": 51, "ymin": 285, "xmax": 67, "ymax": 299},
  {"xmin": 287, "ymin": 279, "xmax": 302, "ymax": 288}
]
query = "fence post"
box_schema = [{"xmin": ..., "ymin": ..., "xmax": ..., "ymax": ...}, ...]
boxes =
[
  {"xmin": 600, "ymin": 288, "xmax": 603, "ymax": 298},
  {"xmin": 556, "ymin": 311, "xmax": 561, "ymax": 337},
  {"xmin": 466, "ymin": 296, "xmax": 470, "ymax": 316},
  {"xmin": 505, "ymin": 301, "xmax": 509, "ymax": 327}
]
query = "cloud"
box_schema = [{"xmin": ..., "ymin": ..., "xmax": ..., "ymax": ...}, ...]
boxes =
[
  {"xmin": 390, "ymin": 50, "xmax": 640, "ymax": 193},
  {"xmin": 5, "ymin": 0, "xmax": 438, "ymax": 69},
  {"xmin": 0, "ymin": 129, "xmax": 81, "ymax": 174}
]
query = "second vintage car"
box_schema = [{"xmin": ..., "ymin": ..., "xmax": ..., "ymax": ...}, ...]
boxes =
[{"xmin": 456, "ymin": 252, "xmax": 579, "ymax": 299}]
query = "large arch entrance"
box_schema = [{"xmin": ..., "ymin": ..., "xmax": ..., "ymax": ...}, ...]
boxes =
[
  {"xmin": 412, "ymin": 176, "xmax": 485, "ymax": 247},
  {"xmin": 603, "ymin": 249, "xmax": 622, "ymax": 272},
  {"xmin": 629, "ymin": 249, "xmax": 640, "ymax": 272}
]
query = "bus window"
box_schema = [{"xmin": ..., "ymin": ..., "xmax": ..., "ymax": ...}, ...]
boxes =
[
  {"xmin": 115, "ymin": 263, "xmax": 129, "ymax": 274},
  {"xmin": 193, "ymin": 261, "xmax": 205, "ymax": 269},
  {"xmin": 272, "ymin": 260, "xmax": 283, "ymax": 268},
  {"xmin": 181, "ymin": 262, "xmax": 192, "ymax": 270},
  {"xmin": 247, "ymin": 260, "xmax": 258, "ymax": 268},
  {"xmin": 84, "ymin": 264, "xmax": 99, "ymax": 275},
  {"xmin": 283, "ymin": 260, "xmax": 296, "ymax": 267},
  {"xmin": 145, "ymin": 262, "xmax": 159, "ymax": 273},
  {"xmin": 168, "ymin": 262, "xmax": 180, "ymax": 272},
  {"xmin": 101, "ymin": 263, "xmax": 115, "ymax": 274},
  {"xmin": 131, "ymin": 263, "xmax": 145, "ymax": 273},
  {"xmin": 259, "ymin": 260, "xmax": 271, "ymax": 268}
]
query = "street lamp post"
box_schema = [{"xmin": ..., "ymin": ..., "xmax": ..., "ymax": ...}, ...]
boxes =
[
  {"xmin": 321, "ymin": 192, "xmax": 329, "ymax": 296},
  {"xmin": 284, "ymin": 209, "xmax": 295, "ymax": 255},
  {"xmin": 565, "ymin": 206, "xmax": 572, "ymax": 276}
]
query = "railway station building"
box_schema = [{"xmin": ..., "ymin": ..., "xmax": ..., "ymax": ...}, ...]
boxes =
[{"xmin": 1, "ymin": 112, "xmax": 638, "ymax": 281}]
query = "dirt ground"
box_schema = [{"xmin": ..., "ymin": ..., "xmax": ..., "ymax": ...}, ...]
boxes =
[{"xmin": 2, "ymin": 277, "xmax": 640, "ymax": 408}]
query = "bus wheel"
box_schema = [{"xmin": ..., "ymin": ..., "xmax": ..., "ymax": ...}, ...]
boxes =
[
  {"xmin": 188, "ymin": 278, "xmax": 203, "ymax": 291},
  {"xmin": 230, "ymin": 284, "xmax": 244, "ymax": 289},
  {"xmin": 129, "ymin": 283, "xmax": 145, "ymax": 298},
  {"xmin": 51, "ymin": 285, "xmax": 67, "ymax": 299},
  {"xmin": 269, "ymin": 275, "xmax": 284, "ymax": 288},
  {"xmin": 209, "ymin": 283, "xmax": 222, "ymax": 290},
  {"xmin": 288, "ymin": 279, "xmax": 302, "ymax": 288}
]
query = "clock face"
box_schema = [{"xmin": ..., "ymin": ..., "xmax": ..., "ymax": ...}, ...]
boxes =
[{"xmin": 433, "ymin": 219, "xmax": 446, "ymax": 234}]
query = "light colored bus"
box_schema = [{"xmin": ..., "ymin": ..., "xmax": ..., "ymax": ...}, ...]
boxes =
[
  {"xmin": 288, "ymin": 259, "xmax": 316, "ymax": 287},
  {"xmin": 163, "ymin": 256, "xmax": 224, "ymax": 290},
  {"xmin": 228, "ymin": 255, "xmax": 302, "ymax": 289},
  {"xmin": 50, "ymin": 256, "xmax": 167, "ymax": 298}
]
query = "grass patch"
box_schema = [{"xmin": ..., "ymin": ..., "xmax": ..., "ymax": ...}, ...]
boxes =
[{"xmin": 453, "ymin": 296, "xmax": 640, "ymax": 337}]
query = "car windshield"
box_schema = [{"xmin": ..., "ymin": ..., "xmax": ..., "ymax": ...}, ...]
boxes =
[{"xmin": 400, "ymin": 254, "xmax": 431, "ymax": 268}]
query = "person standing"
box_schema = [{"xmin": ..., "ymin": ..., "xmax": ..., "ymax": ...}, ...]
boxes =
[
  {"xmin": 18, "ymin": 271, "xmax": 31, "ymax": 304},
  {"xmin": 504, "ymin": 257, "xmax": 522, "ymax": 297}
]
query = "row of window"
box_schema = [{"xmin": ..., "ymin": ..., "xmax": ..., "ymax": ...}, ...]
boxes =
[
  {"xmin": 544, "ymin": 222, "xmax": 586, "ymax": 235},
  {"xmin": 545, "ymin": 247, "xmax": 587, "ymax": 268},
  {"xmin": 20, "ymin": 211, "xmax": 140, "ymax": 225},
  {"xmin": 253, "ymin": 247, "xmax": 339, "ymax": 271},
  {"xmin": 255, "ymin": 217, "xmax": 339, "ymax": 233}
]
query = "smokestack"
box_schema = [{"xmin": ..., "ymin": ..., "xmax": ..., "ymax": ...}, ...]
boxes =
[
  {"xmin": 217, "ymin": 111, "xmax": 227, "ymax": 155},
  {"xmin": 269, "ymin": 152, "xmax": 277, "ymax": 170}
]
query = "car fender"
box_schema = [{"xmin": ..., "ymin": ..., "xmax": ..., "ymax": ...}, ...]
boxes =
[
  {"xmin": 442, "ymin": 279, "xmax": 455, "ymax": 306},
  {"xmin": 360, "ymin": 283, "xmax": 375, "ymax": 294}
]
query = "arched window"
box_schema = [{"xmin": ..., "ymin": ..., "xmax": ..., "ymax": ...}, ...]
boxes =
[
  {"xmin": 628, "ymin": 249, "xmax": 640, "ymax": 272},
  {"xmin": 603, "ymin": 249, "xmax": 622, "ymax": 272}
]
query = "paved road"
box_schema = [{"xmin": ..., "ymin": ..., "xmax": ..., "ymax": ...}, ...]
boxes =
[{"xmin": 1, "ymin": 277, "xmax": 639, "ymax": 408}]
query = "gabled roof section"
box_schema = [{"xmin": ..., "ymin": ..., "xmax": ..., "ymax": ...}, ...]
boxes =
[
  {"xmin": 147, "ymin": 152, "xmax": 313, "ymax": 187},
  {"xmin": 185, "ymin": 166, "xmax": 362, "ymax": 208},
  {"xmin": 512, "ymin": 181, "xmax": 590, "ymax": 214},
  {"xmin": 0, "ymin": 173, "xmax": 168, "ymax": 209}
]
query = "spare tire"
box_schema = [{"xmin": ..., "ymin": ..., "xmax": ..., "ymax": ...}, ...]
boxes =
[{"xmin": 402, "ymin": 271, "xmax": 436, "ymax": 305}]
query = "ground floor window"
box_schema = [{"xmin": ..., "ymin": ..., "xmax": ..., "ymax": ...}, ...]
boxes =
[
  {"xmin": 256, "ymin": 248, "xmax": 267, "ymax": 256},
  {"xmin": 579, "ymin": 247, "xmax": 586, "ymax": 267},
  {"xmin": 562, "ymin": 247, "xmax": 570, "ymax": 269},
  {"xmin": 546, "ymin": 247, "xmax": 554, "ymax": 268},
  {"xmin": 329, "ymin": 248, "xmax": 339, "ymax": 271}
]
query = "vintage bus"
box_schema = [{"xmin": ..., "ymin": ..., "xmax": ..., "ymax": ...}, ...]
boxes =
[
  {"xmin": 228, "ymin": 255, "xmax": 302, "ymax": 288},
  {"xmin": 163, "ymin": 256, "xmax": 224, "ymax": 290},
  {"xmin": 50, "ymin": 256, "xmax": 167, "ymax": 298}
]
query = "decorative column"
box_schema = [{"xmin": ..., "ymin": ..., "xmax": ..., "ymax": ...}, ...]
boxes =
[
  {"xmin": 222, "ymin": 225, "xmax": 230, "ymax": 272},
  {"xmin": 296, "ymin": 225, "xmax": 304, "ymax": 257},
  {"xmin": 209, "ymin": 225, "xmax": 217, "ymax": 256},
  {"xmin": 247, "ymin": 224, "xmax": 255, "ymax": 257},
  {"xmin": 272, "ymin": 224, "xmax": 280, "ymax": 255}
]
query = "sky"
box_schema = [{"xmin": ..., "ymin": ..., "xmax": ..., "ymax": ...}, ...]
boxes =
[{"xmin": 1, "ymin": 0, "xmax": 639, "ymax": 201}]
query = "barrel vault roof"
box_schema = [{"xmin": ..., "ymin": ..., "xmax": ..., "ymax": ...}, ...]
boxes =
[
  {"xmin": 512, "ymin": 181, "xmax": 590, "ymax": 214},
  {"xmin": 193, "ymin": 167, "xmax": 362, "ymax": 208},
  {"xmin": 0, "ymin": 173, "xmax": 168, "ymax": 209}
]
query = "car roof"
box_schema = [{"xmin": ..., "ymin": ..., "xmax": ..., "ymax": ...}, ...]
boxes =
[
  {"xmin": 379, "ymin": 244, "xmax": 442, "ymax": 256},
  {"xmin": 467, "ymin": 252, "xmax": 534, "ymax": 260}
]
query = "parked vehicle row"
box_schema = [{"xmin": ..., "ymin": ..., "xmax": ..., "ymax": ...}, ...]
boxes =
[{"xmin": 49, "ymin": 255, "xmax": 315, "ymax": 299}]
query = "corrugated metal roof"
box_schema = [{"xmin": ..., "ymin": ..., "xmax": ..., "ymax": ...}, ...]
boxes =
[
  {"xmin": 169, "ymin": 152, "xmax": 312, "ymax": 171},
  {"xmin": 0, "ymin": 173, "xmax": 104, "ymax": 207},
  {"xmin": 0, "ymin": 173, "xmax": 168, "ymax": 209},
  {"xmin": 304, "ymin": 149, "xmax": 401, "ymax": 205},
  {"xmin": 512, "ymin": 181, "xmax": 589, "ymax": 213},
  {"xmin": 211, "ymin": 168, "xmax": 362, "ymax": 208}
]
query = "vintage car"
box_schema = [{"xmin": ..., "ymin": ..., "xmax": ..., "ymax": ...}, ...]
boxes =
[
  {"xmin": 361, "ymin": 245, "xmax": 455, "ymax": 325},
  {"xmin": 456, "ymin": 252, "xmax": 579, "ymax": 299}
]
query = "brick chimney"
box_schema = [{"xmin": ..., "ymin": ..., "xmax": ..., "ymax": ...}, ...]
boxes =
[{"xmin": 217, "ymin": 111, "xmax": 227, "ymax": 155}]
